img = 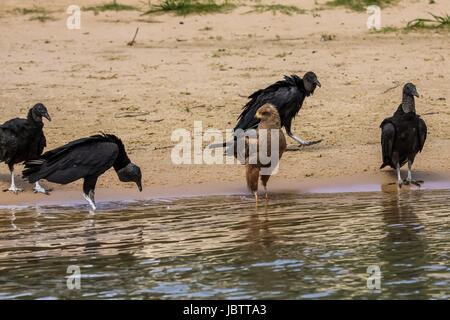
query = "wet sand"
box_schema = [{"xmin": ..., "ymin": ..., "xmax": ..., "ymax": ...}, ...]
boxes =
[
  {"xmin": 1, "ymin": 171, "xmax": 450, "ymax": 207},
  {"xmin": 0, "ymin": 0, "xmax": 449, "ymax": 205}
]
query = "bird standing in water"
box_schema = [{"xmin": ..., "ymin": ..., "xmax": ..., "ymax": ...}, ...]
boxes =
[
  {"xmin": 231, "ymin": 104, "xmax": 286, "ymax": 203},
  {"xmin": 23, "ymin": 134, "xmax": 142, "ymax": 210},
  {"xmin": 380, "ymin": 83, "xmax": 427, "ymax": 188},
  {"xmin": 0, "ymin": 103, "xmax": 51, "ymax": 194}
]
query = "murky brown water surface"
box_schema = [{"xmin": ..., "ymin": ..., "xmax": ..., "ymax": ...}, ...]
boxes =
[{"xmin": 0, "ymin": 189, "xmax": 449, "ymax": 299}]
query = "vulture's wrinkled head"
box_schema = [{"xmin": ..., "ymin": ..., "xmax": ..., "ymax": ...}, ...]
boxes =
[
  {"xmin": 29, "ymin": 103, "xmax": 51, "ymax": 123},
  {"xmin": 403, "ymin": 83, "xmax": 419, "ymax": 98},
  {"xmin": 117, "ymin": 163, "xmax": 142, "ymax": 192},
  {"xmin": 303, "ymin": 71, "xmax": 321, "ymax": 93}
]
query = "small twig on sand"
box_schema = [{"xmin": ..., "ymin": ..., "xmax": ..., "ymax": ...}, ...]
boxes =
[
  {"xmin": 114, "ymin": 111, "xmax": 150, "ymax": 118},
  {"xmin": 382, "ymin": 83, "xmax": 400, "ymax": 94},
  {"xmin": 153, "ymin": 145, "xmax": 172, "ymax": 151},
  {"xmin": 266, "ymin": 37, "xmax": 302, "ymax": 42},
  {"xmin": 127, "ymin": 27, "xmax": 139, "ymax": 46}
]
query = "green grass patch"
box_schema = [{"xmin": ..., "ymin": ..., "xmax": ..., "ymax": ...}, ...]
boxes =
[
  {"xmin": 275, "ymin": 52, "xmax": 293, "ymax": 58},
  {"xmin": 211, "ymin": 48, "xmax": 244, "ymax": 58},
  {"xmin": 326, "ymin": 0, "xmax": 397, "ymax": 12},
  {"xmin": 143, "ymin": 0, "xmax": 236, "ymax": 16},
  {"xmin": 375, "ymin": 25, "xmax": 400, "ymax": 33},
  {"xmin": 371, "ymin": 13, "xmax": 449, "ymax": 34},
  {"xmin": 11, "ymin": 7, "xmax": 56, "ymax": 22},
  {"xmin": 406, "ymin": 12, "xmax": 449, "ymax": 30},
  {"xmin": 83, "ymin": 1, "xmax": 139, "ymax": 12},
  {"xmin": 245, "ymin": 4, "xmax": 306, "ymax": 15},
  {"xmin": 29, "ymin": 15, "xmax": 56, "ymax": 22},
  {"xmin": 12, "ymin": 7, "xmax": 51, "ymax": 15}
]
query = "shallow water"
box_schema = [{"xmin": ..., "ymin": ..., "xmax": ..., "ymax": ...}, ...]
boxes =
[{"xmin": 0, "ymin": 189, "xmax": 449, "ymax": 300}]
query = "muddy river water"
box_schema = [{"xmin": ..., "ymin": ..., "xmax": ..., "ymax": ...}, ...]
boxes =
[{"xmin": 0, "ymin": 188, "xmax": 448, "ymax": 299}]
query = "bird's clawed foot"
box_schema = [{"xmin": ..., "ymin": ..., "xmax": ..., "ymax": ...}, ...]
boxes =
[
  {"xmin": 33, "ymin": 185, "xmax": 52, "ymax": 195},
  {"xmin": 404, "ymin": 179, "xmax": 423, "ymax": 187},
  {"xmin": 299, "ymin": 139, "xmax": 323, "ymax": 147},
  {"xmin": 286, "ymin": 139, "xmax": 324, "ymax": 151},
  {"xmin": 389, "ymin": 179, "xmax": 424, "ymax": 188},
  {"xmin": 388, "ymin": 180, "xmax": 404, "ymax": 188},
  {"xmin": 253, "ymin": 190, "xmax": 269, "ymax": 206},
  {"xmin": 290, "ymin": 135, "xmax": 323, "ymax": 148},
  {"xmin": 3, "ymin": 186, "xmax": 23, "ymax": 194}
]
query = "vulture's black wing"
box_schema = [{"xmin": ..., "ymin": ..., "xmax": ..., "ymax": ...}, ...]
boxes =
[
  {"xmin": 37, "ymin": 132, "xmax": 47, "ymax": 157},
  {"xmin": 23, "ymin": 135, "xmax": 119, "ymax": 184},
  {"xmin": 0, "ymin": 117, "xmax": 46, "ymax": 161},
  {"xmin": 380, "ymin": 118, "xmax": 396, "ymax": 169},
  {"xmin": 0, "ymin": 127, "xmax": 18, "ymax": 163},
  {"xmin": 0, "ymin": 118, "xmax": 25, "ymax": 163},
  {"xmin": 417, "ymin": 116, "xmax": 427, "ymax": 152},
  {"xmin": 234, "ymin": 75, "xmax": 304, "ymax": 132},
  {"xmin": 0, "ymin": 118, "xmax": 27, "ymax": 133}
]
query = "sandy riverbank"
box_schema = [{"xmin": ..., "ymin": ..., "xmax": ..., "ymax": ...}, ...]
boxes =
[{"xmin": 0, "ymin": 0, "xmax": 448, "ymax": 205}]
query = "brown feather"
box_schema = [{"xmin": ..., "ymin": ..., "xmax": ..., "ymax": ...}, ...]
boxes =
[
  {"xmin": 246, "ymin": 165, "xmax": 260, "ymax": 192},
  {"xmin": 235, "ymin": 104, "xmax": 286, "ymax": 198}
]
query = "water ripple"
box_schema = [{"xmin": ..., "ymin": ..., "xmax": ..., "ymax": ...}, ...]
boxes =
[{"xmin": 0, "ymin": 190, "xmax": 449, "ymax": 299}]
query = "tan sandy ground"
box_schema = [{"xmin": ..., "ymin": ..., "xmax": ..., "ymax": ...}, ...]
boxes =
[{"xmin": 0, "ymin": 0, "xmax": 449, "ymax": 205}]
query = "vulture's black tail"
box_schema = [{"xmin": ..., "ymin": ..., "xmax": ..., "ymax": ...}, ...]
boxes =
[{"xmin": 22, "ymin": 159, "xmax": 45, "ymax": 183}]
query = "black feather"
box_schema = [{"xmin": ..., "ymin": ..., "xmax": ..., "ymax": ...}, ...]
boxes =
[
  {"xmin": 22, "ymin": 133, "xmax": 129, "ymax": 184},
  {"xmin": 22, "ymin": 133, "xmax": 141, "ymax": 207},
  {"xmin": 380, "ymin": 103, "xmax": 427, "ymax": 170},
  {"xmin": 234, "ymin": 74, "xmax": 316, "ymax": 136},
  {"xmin": 0, "ymin": 103, "xmax": 49, "ymax": 170}
]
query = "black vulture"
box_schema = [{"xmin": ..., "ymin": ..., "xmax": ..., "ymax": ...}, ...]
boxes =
[
  {"xmin": 380, "ymin": 83, "xmax": 427, "ymax": 188},
  {"xmin": 234, "ymin": 72, "xmax": 322, "ymax": 146},
  {"xmin": 22, "ymin": 134, "xmax": 142, "ymax": 210},
  {"xmin": 0, "ymin": 103, "xmax": 51, "ymax": 194}
]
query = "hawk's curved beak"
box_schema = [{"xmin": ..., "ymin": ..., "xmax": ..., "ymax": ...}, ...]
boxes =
[{"xmin": 255, "ymin": 112, "xmax": 262, "ymax": 119}]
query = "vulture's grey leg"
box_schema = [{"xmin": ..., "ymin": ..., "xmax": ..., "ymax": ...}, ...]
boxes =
[
  {"xmin": 287, "ymin": 132, "xmax": 322, "ymax": 146},
  {"xmin": 284, "ymin": 121, "xmax": 322, "ymax": 147},
  {"xmin": 33, "ymin": 181, "xmax": 49, "ymax": 194},
  {"xmin": 3, "ymin": 167, "xmax": 23, "ymax": 194},
  {"xmin": 83, "ymin": 190, "xmax": 96, "ymax": 211},
  {"xmin": 404, "ymin": 160, "xmax": 423, "ymax": 187},
  {"xmin": 83, "ymin": 177, "xmax": 98, "ymax": 211},
  {"xmin": 396, "ymin": 163, "xmax": 403, "ymax": 188}
]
